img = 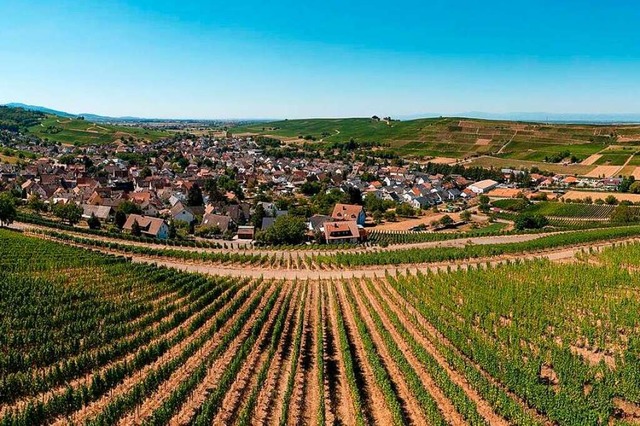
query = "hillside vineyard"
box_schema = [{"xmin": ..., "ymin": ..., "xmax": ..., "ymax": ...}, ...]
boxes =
[{"xmin": 2, "ymin": 229, "xmax": 640, "ymax": 425}]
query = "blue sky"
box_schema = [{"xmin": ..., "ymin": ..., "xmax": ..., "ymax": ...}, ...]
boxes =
[{"xmin": 1, "ymin": 0, "xmax": 639, "ymax": 119}]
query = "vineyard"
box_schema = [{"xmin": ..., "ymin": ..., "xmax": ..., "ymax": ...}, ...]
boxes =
[{"xmin": 3, "ymin": 227, "xmax": 640, "ymax": 425}]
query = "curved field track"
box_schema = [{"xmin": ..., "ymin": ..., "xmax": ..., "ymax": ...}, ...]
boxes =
[{"xmin": 3, "ymin": 228, "xmax": 640, "ymax": 425}]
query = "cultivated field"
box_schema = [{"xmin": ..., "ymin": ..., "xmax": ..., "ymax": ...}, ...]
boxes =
[{"xmin": 5, "ymin": 224, "xmax": 640, "ymax": 424}]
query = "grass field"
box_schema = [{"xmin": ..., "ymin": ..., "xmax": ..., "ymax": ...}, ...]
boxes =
[
  {"xmin": 6, "ymin": 225, "xmax": 640, "ymax": 424},
  {"xmin": 27, "ymin": 116, "xmax": 170, "ymax": 146}
]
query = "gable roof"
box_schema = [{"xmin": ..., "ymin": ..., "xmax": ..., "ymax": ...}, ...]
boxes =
[
  {"xmin": 324, "ymin": 220, "xmax": 360, "ymax": 241},
  {"xmin": 331, "ymin": 203, "xmax": 364, "ymax": 221},
  {"xmin": 123, "ymin": 214, "xmax": 167, "ymax": 236}
]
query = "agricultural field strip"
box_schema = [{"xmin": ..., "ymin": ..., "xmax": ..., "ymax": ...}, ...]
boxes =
[
  {"xmin": 331, "ymin": 280, "xmax": 402, "ymax": 425},
  {"xmin": 325, "ymin": 281, "xmax": 362, "ymax": 425},
  {"xmin": 358, "ymin": 277, "xmax": 510, "ymax": 426},
  {"xmin": 242, "ymin": 281, "xmax": 303, "ymax": 425},
  {"xmin": 18, "ymin": 221, "xmax": 552, "ymax": 254},
  {"xmin": 119, "ymin": 280, "xmax": 290, "ymax": 425},
  {"xmin": 342, "ymin": 279, "xmax": 458, "ymax": 426},
  {"xmin": 377, "ymin": 275, "xmax": 552, "ymax": 426},
  {"xmin": 384, "ymin": 265, "xmax": 640, "ymax": 424},
  {"xmin": 81, "ymin": 280, "xmax": 280, "ymax": 426},
  {"xmin": 0, "ymin": 274, "xmax": 235, "ymax": 413},
  {"xmin": 34, "ymin": 226, "xmax": 640, "ymax": 271},
  {"xmin": 40, "ymin": 278, "xmax": 266, "ymax": 425},
  {"xmin": 211, "ymin": 283, "xmax": 295, "ymax": 425}
]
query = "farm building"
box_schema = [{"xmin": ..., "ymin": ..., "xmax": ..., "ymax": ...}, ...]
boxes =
[{"xmin": 468, "ymin": 179, "xmax": 499, "ymax": 194}]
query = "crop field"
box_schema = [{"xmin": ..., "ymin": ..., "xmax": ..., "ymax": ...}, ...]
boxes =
[
  {"xmin": 234, "ymin": 117, "xmax": 640, "ymax": 165},
  {"xmin": 525, "ymin": 202, "xmax": 618, "ymax": 219},
  {"xmin": 27, "ymin": 116, "xmax": 170, "ymax": 146},
  {"xmin": 5, "ymin": 228, "xmax": 640, "ymax": 425}
]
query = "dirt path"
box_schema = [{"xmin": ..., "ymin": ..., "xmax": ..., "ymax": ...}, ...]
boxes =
[
  {"xmin": 331, "ymin": 281, "xmax": 395, "ymax": 425},
  {"xmin": 339, "ymin": 279, "xmax": 433, "ymax": 426}
]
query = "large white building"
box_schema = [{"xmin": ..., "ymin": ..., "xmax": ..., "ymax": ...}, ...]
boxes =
[{"xmin": 468, "ymin": 179, "xmax": 499, "ymax": 194}]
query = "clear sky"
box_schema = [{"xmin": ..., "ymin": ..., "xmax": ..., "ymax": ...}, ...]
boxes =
[{"xmin": 1, "ymin": 0, "xmax": 639, "ymax": 119}]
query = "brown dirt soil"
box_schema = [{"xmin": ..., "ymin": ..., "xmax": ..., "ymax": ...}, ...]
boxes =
[
  {"xmin": 167, "ymin": 283, "xmax": 285, "ymax": 426},
  {"xmin": 377, "ymin": 276, "xmax": 554, "ymax": 426},
  {"xmin": 331, "ymin": 281, "xmax": 396, "ymax": 426},
  {"xmin": 342, "ymin": 280, "xmax": 434, "ymax": 426},
  {"xmin": 55, "ymin": 280, "xmax": 267, "ymax": 425},
  {"xmin": 251, "ymin": 284, "xmax": 302, "ymax": 425},
  {"xmin": 324, "ymin": 282, "xmax": 358, "ymax": 426}
]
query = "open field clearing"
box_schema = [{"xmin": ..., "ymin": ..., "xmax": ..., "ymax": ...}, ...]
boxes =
[
  {"xmin": 4, "ymin": 229, "xmax": 640, "ymax": 425},
  {"xmin": 580, "ymin": 153, "xmax": 602, "ymax": 165},
  {"xmin": 465, "ymin": 155, "xmax": 596, "ymax": 175},
  {"xmin": 584, "ymin": 165, "xmax": 622, "ymax": 178},
  {"xmin": 563, "ymin": 190, "xmax": 640, "ymax": 203}
]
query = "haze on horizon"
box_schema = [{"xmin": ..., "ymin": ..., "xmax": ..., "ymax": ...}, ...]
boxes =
[{"xmin": 1, "ymin": 0, "xmax": 639, "ymax": 120}]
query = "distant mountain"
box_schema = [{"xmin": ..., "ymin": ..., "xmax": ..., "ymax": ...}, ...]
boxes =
[{"xmin": 5, "ymin": 103, "xmax": 77, "ymax": 119}]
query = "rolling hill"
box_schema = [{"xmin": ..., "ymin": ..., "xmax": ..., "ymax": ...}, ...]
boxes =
[
  {"xmin": 0, "ymin": 105, "xmax": 171, "ymax": 145},
  {"xmin": 233, "ymin": 117, "xmax": 640, "ymax": 174}
]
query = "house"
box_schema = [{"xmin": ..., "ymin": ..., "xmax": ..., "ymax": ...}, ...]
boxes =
[
  {"xmin": 308, "ymin": 214, "xmax": 331, "ymax": 233},
  {"xmin": 123, "ymin": 214, "xmax": 169, "ymax": 239},
  {"xmin": 170, "ymin": 202, "xmax": 196, "ymax": 224},
  {"xmin": 237, "ymin": 225, "xmax": 255, "ymax": 240},
  {"xmin": 331, "ymin": 203, "xmax": 366, "ymax": 226},
  {"xmin": 323, "ymin": 220, "xmax": 364, "ymax": 244},
  {"xmin": 81, "ymin": 204, "xmax": 113, "ymax": 221},
  {"xmin": 468, "ymin": 179, "xmax": 499, "ymax": 194},
  {"xmin": 201, "ymin": 213, "xmax": 233, "ymax": 233}
]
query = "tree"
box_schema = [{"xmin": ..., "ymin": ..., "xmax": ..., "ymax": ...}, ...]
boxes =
[
  {"xmin": 345, "ymin": 186, "xmax": 363, "ymax": 205},
  {"xmin": 187, "ymin": 184, "xmax": 204, "ymax": 206},
  {"xmin": 373, "ymin": 210, "xmax": 383, "ymax": 224},
  {"xmin": 611, "ymin": 204, "xmax": 640, "ymax": 224},
  {"xmin": 117, "ymin": 200, "xmax": 141, "ymax": 215},
  {"xmin": 115, "ymin": 210, "xmax": 127, "ymax": 229},
  {"xmin": 87, "ymin": 213, "xmax": 101, "ymax": 230},
  {"xmin": 252, "ymin": 203, "xmax": 266, "ymax": 228},
  {"xmin": 460, "ymin": 210, "xmax": 472, "ymax": 222},
  {"xmin": 439, "ymin": 215, "xmax": 454, "ymax": 226},
  {"xmin": 478, "ymin": 195, "xmax": 491, "ymax": 214},
  {"xmin": 396, "ymin": 203, "xmax": 417, "ymax": 217},
  {"xmin": 131, "ymin": 219, "xmax": 142, "ymax": 236},
  {"xmin": 0, "ymin": 192, "xmax": 17, "ymax": 227},
  {"xmin": 604, "ymin": 195, "xmax": 619, "ymax": 205},
  {"xmin": 256, "ymin": 215, "xmax": 307, "ymax": 245},
  {"xmin": 139, "ymin": 167, "xmax": 152, "ymax": 179},
  {"xmin": 27, "ymin": 194, "xmax": 46, "ymax": 214},
  {"xmin": 514, "ymin": 213, "xmax": 549, "ymax": 230},
  {"xmin": 168, "ymin": 221, "xmax": 177, "ymax": 239},
  {"xmin": 53, "ymin": 203, "xmax": 83, "ymax": 225},
  {"xmin": 384, "ymin": 211, "xmax": 397, "ymax": 222}
]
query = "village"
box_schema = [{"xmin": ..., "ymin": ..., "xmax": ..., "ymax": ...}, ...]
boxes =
[{"xmin": 0, "ymin": 129, "xmax": 637, "ymax": 245}]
